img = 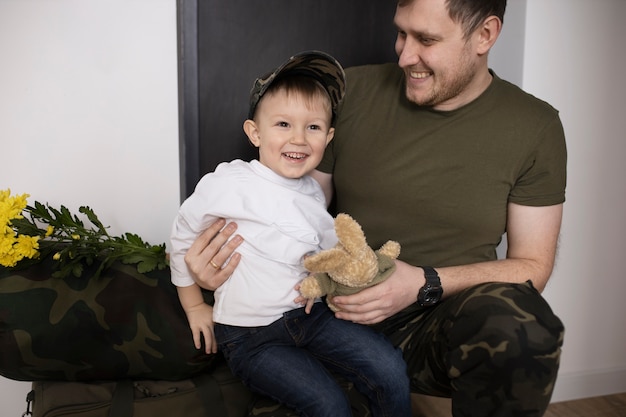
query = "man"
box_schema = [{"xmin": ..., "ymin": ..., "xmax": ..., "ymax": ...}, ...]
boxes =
[{"xmin": 187, "ymin": 0, "xmax": 566, "ymax": 415}]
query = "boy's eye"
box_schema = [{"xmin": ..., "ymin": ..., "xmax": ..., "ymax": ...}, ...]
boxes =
[
  {"xmin": 309, "ymin": 124, "xmax": 321, "ymax": 131},
  {"xmin": 277, "ymin": 121, "xmax": 289, "ymax": 127}
]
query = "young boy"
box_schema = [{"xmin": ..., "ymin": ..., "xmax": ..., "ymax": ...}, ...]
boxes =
[{"xmin": 169, "ymin": 51, "xmax": 411, "ymax": 417}]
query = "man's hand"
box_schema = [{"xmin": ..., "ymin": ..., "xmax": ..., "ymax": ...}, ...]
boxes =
[
  {"xmin": 185, "ymin": 218, "xmax": 243, "ymax": 290},
  {"xmin": 331, "ymin": 260, "xmax": 422, "ymax": 325}
]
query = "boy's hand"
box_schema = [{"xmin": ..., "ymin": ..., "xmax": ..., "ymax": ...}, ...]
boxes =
[
  {"xmin": 294, "ymin": 282, "xmax": 316, "ymax": 314},
  {"xmin": 185, "ymin": 303, "xmax": 217, "ymax": 354}
]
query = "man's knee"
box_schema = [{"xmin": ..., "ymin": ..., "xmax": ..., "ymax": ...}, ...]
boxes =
[
  {"xmin": 446, "ymin": 282, "xmax": 564, "ymax": 414},
  {"xmin": 449, "ymin": 281, "xmax": 564, "ymax": 367}
]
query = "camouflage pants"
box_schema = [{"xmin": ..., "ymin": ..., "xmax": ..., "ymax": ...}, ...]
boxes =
[{"xmin": 249, "ymin": 281, "xmax": 564, "ymax": 417}]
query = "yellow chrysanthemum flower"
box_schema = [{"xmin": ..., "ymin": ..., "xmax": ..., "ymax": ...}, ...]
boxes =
[
  {"xmin": 0, "ymin": 189, "xmax": 40, "ymax": 267},
  {"xmin": 0, "ymin": 253, "xmax": 18, "ymax": 267},
  {"xmin": 15, "ymin": 234, "xmax": 40, "ymax": 259},
  {"xmin": 0, "ymin": 233, "xmax": 15, "ymax": 255},
  {"xmin": 0, "ymin": 192, "xmax": 28, "ymax": 222}
]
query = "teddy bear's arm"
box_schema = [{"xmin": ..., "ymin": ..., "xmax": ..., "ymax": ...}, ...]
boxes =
[{"xmin": 298, "ymin": 273, "xmax": 337, "ymax": 299}]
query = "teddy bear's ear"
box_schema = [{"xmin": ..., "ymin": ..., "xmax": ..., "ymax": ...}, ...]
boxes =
[
  {"xmin": 334, "ymin": 213, "xmax": 369, "ymax": 256},
  {"xmin": 377, "ymin": 240, "xmax": 401, "ymax": 259},
  {"xmin": 304, "ymin": 248, "xmax": 348, "ymax": 273}
]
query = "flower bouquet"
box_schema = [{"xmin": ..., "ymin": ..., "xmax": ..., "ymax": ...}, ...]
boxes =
[{"xmin": 0, "ymin": 189, "xmax": 168, "ymax": 279}]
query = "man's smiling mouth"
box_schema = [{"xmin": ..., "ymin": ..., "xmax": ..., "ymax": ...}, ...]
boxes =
[{"xmin": 410, "ymin": 70, "xmax": 432, "ymax": 79}]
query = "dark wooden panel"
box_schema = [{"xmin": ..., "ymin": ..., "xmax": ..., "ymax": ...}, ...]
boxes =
[{"xmin": 178, "ymin": 0, "xmax": 398, "ymax": 199}]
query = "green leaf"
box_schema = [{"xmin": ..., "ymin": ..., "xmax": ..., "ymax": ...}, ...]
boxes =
[
  {"xmin": 80, "ymin": 206, "xmax": 108, "ymax": 235},
  {"xmin": 72, "ymin": 263, "xmax": 84, "ymax": 278},
  {"xmin": 136, "ymin": 259, "xmax": 156, "ymax": 273},
  {"xmin": 124, "ymin": 233, "xmax": 145, "ymax": 246}
]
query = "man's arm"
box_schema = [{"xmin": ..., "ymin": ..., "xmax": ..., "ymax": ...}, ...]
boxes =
[
  {"xmin": 332, "ymin": 202, "xmax": 564, "ymax": 324},
  {"xmin": 438, "ymin": 202, "xmax": 563, "ymax": 295},
  {"xmin": 310, "ymin": 169, "xmax": 333, "ymax": 207}
]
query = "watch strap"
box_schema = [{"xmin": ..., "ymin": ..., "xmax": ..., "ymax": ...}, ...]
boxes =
[
  {"xmin": 417, "ymin": 266, "xmax": 443, "ymax": 306},
  {"xmin": 422, "ymin": 266, "xmax": 439, "ymax": 282}
]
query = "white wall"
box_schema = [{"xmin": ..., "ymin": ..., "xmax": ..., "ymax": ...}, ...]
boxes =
[
  {"xmin": 523, "ymin": 0, "xmax": 626, "ymax": 402},
  {"xmin": 1, "ymin": 0, "xmax": 625, "ymax": 414},
  {"xmin": 0, "ymin": 1, "xmax": 179, "ymax": 415},
  {"xmin": 489, "ymin": 0, "xmax": 526, "ymax": 86}
]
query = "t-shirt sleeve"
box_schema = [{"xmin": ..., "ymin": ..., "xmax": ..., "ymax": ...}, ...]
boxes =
[{"xmin": 509, "ymin": 113, "xmax": 567, "ymax": 206}]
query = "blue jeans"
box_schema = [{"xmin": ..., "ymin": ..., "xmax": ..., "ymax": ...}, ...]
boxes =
[{"xmin": 215, "ymin": 302, "xmax": 411, "ymax": 417}]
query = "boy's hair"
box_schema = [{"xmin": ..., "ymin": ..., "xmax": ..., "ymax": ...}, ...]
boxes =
[
  {"xmin": 252, "ymin": 75, "xmax": 333, "ymax": 124},
  {"xmin": 248, "ymin": 51, "xmax": 345, "ymax": 123},
  {"xmin": 398, "ymin": 0, "xmax": 507, "ymax": 39}
]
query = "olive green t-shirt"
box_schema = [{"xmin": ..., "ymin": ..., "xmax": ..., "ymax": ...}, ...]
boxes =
[{"xmin": 317, "ymin": 63, "xmax": 567, "ymax": 268}]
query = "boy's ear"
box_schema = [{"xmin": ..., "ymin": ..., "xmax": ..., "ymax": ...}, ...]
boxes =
[
  {"xmin": 243, "ymin": 119, "xmax": 260, "ymax": 147},
  {"xmin": 326, "ymin": 127, "xmax": 335, "ymax": 145}
]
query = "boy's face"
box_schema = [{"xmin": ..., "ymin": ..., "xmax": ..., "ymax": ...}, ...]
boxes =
[{"xmin": 244, "ymin": 88, "xmax": 334, "ymax": 179}]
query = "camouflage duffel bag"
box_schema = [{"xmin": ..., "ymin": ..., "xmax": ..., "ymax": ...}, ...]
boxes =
[
  {"xmin": 25, "ymin": 361, "xmax": 253, "ymax": 417},
  {"xmin": 0, "ymin": 257, "xmax": 217, "ymax": 381}
]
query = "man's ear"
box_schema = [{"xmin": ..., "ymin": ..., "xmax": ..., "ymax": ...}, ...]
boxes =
[
  {"xmin": 243, "ymin": 119, "xmax": 260, "ymax": 147},
  {"xmin": 476, "ymin": 15, "xmax": 502, "ymax": 56}
]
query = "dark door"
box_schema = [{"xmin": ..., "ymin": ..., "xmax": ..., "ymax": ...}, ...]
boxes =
[{"xmin": 178, "ymin": 0, "xmax": 398, "ymax": 199}]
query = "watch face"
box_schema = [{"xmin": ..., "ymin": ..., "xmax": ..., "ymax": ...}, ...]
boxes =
[{"xmin": 418, "ymin": 286, "xmax": 442, "ymax": 306}]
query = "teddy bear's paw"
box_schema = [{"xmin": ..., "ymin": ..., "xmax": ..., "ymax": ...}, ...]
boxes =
[{"xmin": 299, "ymin": 276, "xmax": 323, "ymax": 299}]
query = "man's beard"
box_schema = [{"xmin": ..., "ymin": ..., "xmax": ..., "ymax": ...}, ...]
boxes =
[{"xmin": 405, "ymin": 47, "xmax": 477, "ymax": 107}]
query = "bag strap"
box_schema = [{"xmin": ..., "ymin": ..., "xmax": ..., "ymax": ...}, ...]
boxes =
[
  {"xmin": 193, "ymin": 373, "xmax": 229, "ymax": 417},
  {"xmin": 109, "ymin": 380, "xmax": 134, "ymax": 417},
  {"xmin": 22, "ymin": 390, "xmax": 34, "ymax": 417}
]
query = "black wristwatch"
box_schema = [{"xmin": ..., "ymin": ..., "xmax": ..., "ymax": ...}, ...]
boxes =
[{"xmin": 417, "ymin": 266, "xmax": 443, "ymax": 307}]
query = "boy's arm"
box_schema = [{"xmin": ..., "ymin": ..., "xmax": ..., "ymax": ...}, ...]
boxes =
[{"xmin": 177, "ymin": 284, "xmax": 217, "ymax": 354}]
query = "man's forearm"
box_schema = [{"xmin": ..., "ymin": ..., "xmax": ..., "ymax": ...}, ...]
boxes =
[{"xmin": 437, "ymin": 256, "xmax": 555, "ymax": 298}]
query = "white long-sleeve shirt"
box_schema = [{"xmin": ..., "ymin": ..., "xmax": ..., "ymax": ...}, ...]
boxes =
[{"xmin": 169, "ymin": 159, "xmax": 337, "ymax": 326}]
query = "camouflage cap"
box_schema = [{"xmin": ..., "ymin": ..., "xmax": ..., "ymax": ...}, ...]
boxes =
[{"xmin": 248, "ymin": 50, "xmax": 346, "ymax": 122}]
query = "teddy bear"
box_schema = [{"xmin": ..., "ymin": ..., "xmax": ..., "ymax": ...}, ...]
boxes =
[{"xmin": 300, "ymin": 213, "xmax": 400, "ymax": 311}]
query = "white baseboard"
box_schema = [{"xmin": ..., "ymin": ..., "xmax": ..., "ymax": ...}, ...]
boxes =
[{"xmin": 551, "ymin": 367, "xmax": 626, "ymax": 403}]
